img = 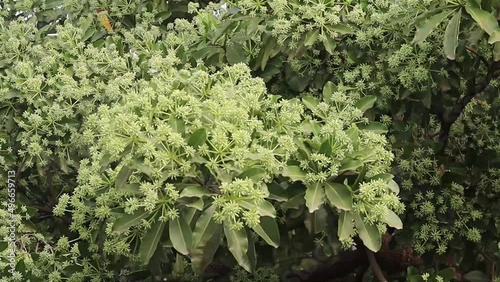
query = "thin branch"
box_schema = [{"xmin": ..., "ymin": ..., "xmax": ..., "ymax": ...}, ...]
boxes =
[
  {"xmin": 366, "ymin": 248, "xmax": 388, "ymax": 282},
  {"xmin": 437, "ymin": 60, "xmax": 500, "ymax": 154},
  {"xmin": 465, "ymin": 46, "xmax": 488, "ymax": 66}
]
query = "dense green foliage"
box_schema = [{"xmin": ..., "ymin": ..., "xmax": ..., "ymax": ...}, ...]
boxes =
[{"xmin": 0, "ymin": 0, "xmax": 499, "ymax": 281}]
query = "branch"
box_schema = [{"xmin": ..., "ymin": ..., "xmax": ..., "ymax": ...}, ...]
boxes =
[
  {"xmin": 31, "ymin": 205, "xmax": 72, "ymax": 225},
  {"xmin": 465, "ymin": 46, "xmax": 488, "ymax": 66},
  {"xmin": 437, "ymin": 60, "xmax": 500, "ymax": 154},
  {"xmin": 366, "ymin": 248, "xmax": 388, "ymax": 282}
]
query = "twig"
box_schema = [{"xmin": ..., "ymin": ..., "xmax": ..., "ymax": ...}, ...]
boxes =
[
  {"xmin": 465, "ymin": 46, "xmax": 488, "ymax": 66},
  {"xmin": 436, "ymin": 60, "xmax": 500, "ymax": 154},
  {"xmin": 366, "ymin": 248, "xmax": 388, "ymax": 282}
]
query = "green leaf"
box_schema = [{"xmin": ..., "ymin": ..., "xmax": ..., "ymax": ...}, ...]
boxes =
[
  {"xmin": 304, "ymin": 206, "xmax": 328, "ymax": 234},
  {"xmin": 304, "ymin": 30, "xmax": 320, "ymax": 46},
  {"xmin": 437, "ymin": 268, "xmax": 456, "ymax": 281},
  {"xmin": 192, "ymin": 205, "xmax": 217, "ymax": 248},
  {"xmin": 305, "ymin": 182, "xmax": 325, "ymax": 213},
  {"xmin": 302, "ymin": 96, "xmax": 320, "ymax": 112},
  {"xmin": 354, "ymin": 213, "xmax": 381, "ymax": 252},
  {"xmin": 338, "ymin": 159, "xmax": 363, "ymax": 173},
  {"xmin": 245, "ymin": 227, "xmax": 257, "ymax": 272},
  {"xmin": 463, "ymin": 270, "xmax": 489, "ymax": 282},
  {"xmin": 169, "ymin": 116, "xmax": 185, "ymax": 136},
  {"xmin": 444, "ymin": 9, "xmax": 462, "ymax": 60},
  {"xmin": 112, "ymin": 208, "xmax": 149, "ymax": 232},
  {"xmin": 187, "ymin": 128, "xmax": 207, "ymax": 148},
  {"xmin": 260, "ymin": 36, "xmax": 278, "ymax": 70},
  {"xmin": 330, "ymin": 24, "xmax": 355, "ymax": 34},
  {"xmin": 115, "ymin": 165, "xmax": 133, "ymax": 189},
  {"xmin": 239, "ymin": 199, "xmax": 276, "ymax": 218},
  {"xmin": 357, "ymin": 122, "xmax": 388, "ymax": 134},
  {"xmin": 494, "ymin": 42, "xmax": 500, "ymax": 61},
  {"xmin": 489, "ymin": 29, "xmax": 500, "ymax": 43},
  {"xmin": 323, "ymin": 36, "xmax": 337, "ymax": 55},
  {"xmin": 282, "ymin": 166, "xmax": 307, "ymax": 182},
  {"xmin": 238, "ymin": 167, "xmax": 266, "ymax": 182},
  {"xmin": 383, "ymin": 210, "xmax": 403, "ymax": 229},
  {"xmin": 322, "ymin": 81, "xmax": 337, "ymax": 101},
  {"xmin": 388, "ymin": 179, "xmax": 400, "ymax": 195},
  {"xmin": 0, "ymin": 242, "xmax": 7, "ymax": 252},
  {"xmin": 45, "ymin": 0, "xmax": 63, "ymax": 9},
  {"xmin": 268, "ymin": 183, "xmax": 288, "ymax": 202},
  {"xmin": 139, "ymin": 219, "xmax": 166, "ymax": 264},
  {"xmin": 180, "ymin": 186, "xmax": 215, "ymax": 198},
  {"xmin": 169, "ymin": 216, "xmax": 193, "ymax": 255},
  {"xmin": 252, "ymin": 216, "xmax": 280, "ymax": 248},
  {"xmin": 224, "ymin": 224, "xmax": 252, "ymax": 272},
  {"xmin": 465, "ymin": 0, "xmax": 498, "ymax": 35},
  {"xmin": 324, "ymin": 182, "xmax": 353, "ymax": 210},
  {"xmin": 319, "ymin": 138, "xmax": 332, "ymax": 156},
  {"xmin": 120, "ymin": 183, "xmax": 141, "ymax": 195},
  {"xmin": 191, "ymin": 225, "xmax": 222, "ymax": 273},
  {"xmin": 412, "ymin": 9, "xmax": 455, "ymax": 44},
  {"xmin": 281, "ymin": 191, "xmax": 305, "ymax": 209},
  {"xmin": 338, "ymin": 211, "xmax": 354, "ymax": 240},
  {"xmin": 226, "ymin": 42, "xmax": 247, "ymax": 65},
  {"xmin": 354, "ymin": 95, "xmax": 377, "ymax": 112}
]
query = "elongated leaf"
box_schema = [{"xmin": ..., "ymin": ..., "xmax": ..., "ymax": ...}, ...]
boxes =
[
  {"xmin": 330, "ymin": 24, "xmax": 354, "ymax": 34},
  {"xmin": 412, "ymin": 9, "xmax": 455, "ymax": 44},
  {"xmin": 357, "ymin": 122, "xmax": 388, "ymax": 134},
  {"xmin": 305, "ymin": 182, "xmax": 325, "ymax": 213},
  {"xmin": 354, "ymin": 213, "xmax": 381, "ymax": 252},
  {"xmin": 120, "ymin": 183, "xmax": 141, "ymax": 194},
  {"xmin": 322, "ymin": 81, "xmax": 337, "ymax": 101},
  {"xmin": 139, "ymin": 219, "xmax": 166, "ymax": 264},
  {"xmin": 324, "ymin": 182, "xmax": 353, "ymax": 210},
  {"xmin": 245, "ymin": 227, "xmax": 257, "ymax": 272},
  {"xmin": 187, "ymin": 128, "xmax": 207, "ymax": 148},
  {"xmin": 281, "ymin": 191, "xmax": 305, "ymax": 209},
  {"xmin": 180, "ymin": 186, "xmax": 215, "ymax": 198},
  {"xmin": 192, "ymin": 205, "xmax": 217, "ymax": 248},
  {"xmin": 191, "ymin": 225, "xmax": 222, "ymax": 273},
  {"xmin": 354, "ymin": 95, "xmax": 377, "ymax": 112},
  {"xmin": 383, "ymin": 209, "xmax": 403, "ymax": 229},
  {"xmin": 261, "ymin": 36, "xmax": 278, "ymax": 70},
  {"xmin": 465, "ymin": 0, "xmax": 498, "ymax": 35},
  {"xmin": 238, "ymin": 167, "xmax": 267, "ymax": 182},
  {"xmin": 302, "ymin": 96, "xmax": 320, "ymax": 112},
  {"xmin": 304, "ymin": 30, "xmax": 319, "ymax": 46},
  {"xmin": 494, "ymin": 42, "xmax": 500, "ymax": 61},
  {"xmin": 252, "ymin": 216, "xmax": 280, "ymax": 248},
  {"xmin": 239, "ymin": 199, "xmax": 276, "ymax": 218},
  {"xmin": 323, "ymin": 36, "xmax": 336, "ymax": 55},
  {"xmin": 115, "ymin": 165, "xmax": 133, "ymax": 189},
  {"xmin": 112, "ymin": 208, "xmax": 149, "ymax": 232},
  {"xmin": 224, "ymin": 224, "xmax": 252, "ymax": 272},
  {"xmin": 444, "ymin": 9, "xmax": 462, "ymax": 59},
  {"xmin": 169, "ymin": 216, "xmax": 193, "ymax": 255},
  {"xmin": 489, "ymin": 29, "xmax": 500, "ymax": 43},
  {"xmin": 339, "ymin": 159, "xmax": 363, "ymax": 173},
  {"xmin": 304, "ymin": 206, "xmax": 328, "ymax": 234},
  {"xmin": 388, "ymin": 179, "xmax": 400, "ymax": 195},
  {"xmin": 226, "ymin": 42, "xmax": 247, "ymax": 65},
  {"xmin": 338, "ymin": 211, "xmax": 354, "ymax": 240},
  {"xmin": 282, "ymin": 166, "xmax": 307, "ymax": 182}
]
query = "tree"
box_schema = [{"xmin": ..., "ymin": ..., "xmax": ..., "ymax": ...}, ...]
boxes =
[{"xmin": 0, "ymin": 0, "xmax": 499, "ymax": 281}]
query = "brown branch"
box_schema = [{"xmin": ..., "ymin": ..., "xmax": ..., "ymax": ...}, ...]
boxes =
[
  {"xmin": 436, "ymin": 60, "xmax": 500, "ymax": 154},
  {"xmin": 465, "ymin": 46, "xmax": 488, "ymax": 66},
  {"xmin": 366, "ymin": 248, "xmax": 388, "ymax": 282},
  {"xmin": 31, "ymin": 205, "xmax": 72, "ymax": 225}
]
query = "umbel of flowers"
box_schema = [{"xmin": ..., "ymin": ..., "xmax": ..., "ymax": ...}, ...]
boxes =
[{"xmin": 63, "ymin": 58, "xmax": 403, "ymax": 273}]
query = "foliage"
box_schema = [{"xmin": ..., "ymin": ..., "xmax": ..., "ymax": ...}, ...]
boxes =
[{"xmin": 0, "ymin": 0, "xmax": 499, "ymax": 281}]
